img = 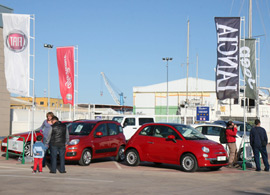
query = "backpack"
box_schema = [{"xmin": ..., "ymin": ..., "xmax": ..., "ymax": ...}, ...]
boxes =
[{"xmin": 219, "ymin": 128, "xmax": 227, "ymax": 144}]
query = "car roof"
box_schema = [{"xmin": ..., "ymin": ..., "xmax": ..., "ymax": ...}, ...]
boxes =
[
  {"xmin": 191, "ymin": 123, "xmax": 225, "ymax": 128},
  {"xmin": 71, "ymin": 120, "xmax": 120, "ymax": 125},
  {"xmin": 142, "ymin": 122, "xmax": 188, "ymax": 126}
]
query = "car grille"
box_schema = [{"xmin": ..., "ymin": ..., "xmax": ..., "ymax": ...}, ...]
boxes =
[
  {"xmin": 210, "ymin": 160, "xmax": 228, "ymax": 164},
  {"xmin": 66, "ymin": 152, "xmax": 77, "ymax": 157}
]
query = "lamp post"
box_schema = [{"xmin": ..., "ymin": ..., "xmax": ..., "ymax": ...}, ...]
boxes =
[
  {"xmin": 162, "ymin": 57, "xmax": 173, "ymax": 117},
  {"xmin": 44, "ymin": 44, "xmax": 53, "ymax": 111}
]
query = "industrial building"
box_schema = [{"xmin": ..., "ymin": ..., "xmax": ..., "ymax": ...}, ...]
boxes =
[{"xmin": 133, "ymin": 77, "xmax": 270, "ymax": 123}]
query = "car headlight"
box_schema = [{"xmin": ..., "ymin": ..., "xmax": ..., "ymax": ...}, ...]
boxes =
[
  {"xmin": 202, "ymin": 146, "xmax": 210, "ymax": 153},
  {"xmin": 68, "ymin": 139, "xmax": 80, "ymax": 145}
]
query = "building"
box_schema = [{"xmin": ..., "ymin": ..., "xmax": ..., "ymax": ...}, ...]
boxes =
[
  {"xmin": 133, "ymin": 77, "xmax": 270, "ymax": 123},
  {"xmin": 0, "ymin": 5, "xmax": 13, "ymax": 136},
  {"xmin": 133, "ymin": 77, "xmax": 216, "ymax": 116},
  {"xmin": 16, "ymin": 97, "xmax": 64, "ymax": 109}
]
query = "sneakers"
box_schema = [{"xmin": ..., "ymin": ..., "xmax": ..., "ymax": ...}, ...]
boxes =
[
  {"xmin": 38, "ymin": 171, "xmax": 42, "ymax": 174},
  {"xmin": 32, "ymin": 170, "xmax": 36, "ymax": 174},
  {"xmin": 60, "ymin": 171, "xmax": 66, "ymax": 174}
]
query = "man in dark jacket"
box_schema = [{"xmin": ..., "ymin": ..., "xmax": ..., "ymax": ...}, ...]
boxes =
[
  {"xmin": 46, "ymin": 116, "xmax": 69, "ymax": 174},
  {"xmin": 250, "ymin": 119, "xmax": 269, "ymax": 172}
]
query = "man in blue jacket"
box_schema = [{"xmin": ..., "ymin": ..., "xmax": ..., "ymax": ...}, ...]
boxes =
[{"xmin": 250, "ymin": 119, "xmax": 269, "ymax": 172}]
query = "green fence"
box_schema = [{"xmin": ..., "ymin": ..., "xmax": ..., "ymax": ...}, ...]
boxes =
[{"xmin": 6, "ymin": 135, "xmax": 25, "ymax": 164}]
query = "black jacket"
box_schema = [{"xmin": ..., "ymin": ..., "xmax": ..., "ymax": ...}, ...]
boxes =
[
  {"xmin": 46, "ymin": 121, "xmax": 69, "ymax": 147},
  {"xmin": 250, "ymin": 126, "xmax": 268, "ymax": 148}
]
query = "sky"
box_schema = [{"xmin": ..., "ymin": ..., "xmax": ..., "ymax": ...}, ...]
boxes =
[{"xmin": 1, "ymin": 0, "xmax": 270, "ymax": 106}]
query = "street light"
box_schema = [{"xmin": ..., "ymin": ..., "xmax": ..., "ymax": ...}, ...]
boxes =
[
  {"xmin": 162, "ymin": 57, "xmax": 173, "ymax": 117},
  {"xmin": 44, "ymin": 44, "xmax": 53, "ymax": 111}
]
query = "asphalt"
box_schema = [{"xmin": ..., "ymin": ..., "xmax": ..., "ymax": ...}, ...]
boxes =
[{"xmin": 0, "ymin": 147, "xmax": 270, "ymax": 195}]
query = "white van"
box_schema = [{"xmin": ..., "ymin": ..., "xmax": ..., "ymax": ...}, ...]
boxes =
[{"xmin": 112, "ymin": 115, "xmax": 155, "ymax": 140}]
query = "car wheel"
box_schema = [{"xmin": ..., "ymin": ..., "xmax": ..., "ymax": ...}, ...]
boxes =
[
  {"xmin": 115, "ymin": 146, "xmax": 125, "ymax": 162},
  {"xmin": 209, "ymin": 166, "xmax": 222, "ymax": 171},
  {"xmin": 237, "ymin": 148, "xmax": 243, "ymax": 161},
  {"xmin": 24, "ymin": 142, "xmax": 31, "ymax": 157},
  {"xmin": 126, "ymin": 149, "xmax": 140, "ymax": 166},
  {"xmin": 180, "ymin": 153, "xmax": 198, "ymax": 172},
  {"xmin": 79, "ymin": 149, "xmax": 92, "ymax": 166}
]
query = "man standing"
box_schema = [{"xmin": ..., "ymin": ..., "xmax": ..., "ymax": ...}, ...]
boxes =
[
  {"xmin": 46, "ymin": 116, "xmax": 69, "ymax": 174},
  {"xmin": 250, "ymin": 119, "xmax": 269, "ymax": 172},
  {"xmin": 226, "ymin": 121, "xmax": 238, "ymax": 168}
]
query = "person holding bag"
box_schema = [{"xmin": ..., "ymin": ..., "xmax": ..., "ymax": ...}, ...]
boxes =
[{"xmin": 250, "ymin": 119, "xmax": 269, "ymax": 172}]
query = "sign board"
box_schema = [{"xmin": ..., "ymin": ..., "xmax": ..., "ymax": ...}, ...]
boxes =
[
  {"xmin": 8, "ymin": 137, "xmax": 24, "ymax": 152},
  {"xmin": 196, "ymin": 106, "xmax": 210, "ymax": 121}
]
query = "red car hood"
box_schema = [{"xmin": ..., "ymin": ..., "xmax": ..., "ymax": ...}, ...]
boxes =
[
  {"xmin": 187, "ymin": 139, "xmax": 225, "ymax": 150},
  {"xmin": 69, "ymin": 135, "xmax": 87, "ymax": 140}
]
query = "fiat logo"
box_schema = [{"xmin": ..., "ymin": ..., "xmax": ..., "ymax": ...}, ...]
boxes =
[
  {"xmin": 6, "ymin": 30, "xmax": 28, "ymax": 52},
  {"xmin": 66, "ymin": 94, "xmax": 73, "ymax": 101}
]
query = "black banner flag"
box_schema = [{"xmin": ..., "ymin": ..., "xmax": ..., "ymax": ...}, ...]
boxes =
[{"xmin": 215, "ymin": 17, "xmax": 240, "ymax": 100}]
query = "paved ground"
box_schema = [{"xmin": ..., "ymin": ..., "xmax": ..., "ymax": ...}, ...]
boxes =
[{"xmin": 0, "ymin": 149, "xmax": 270, "ymax": 195}]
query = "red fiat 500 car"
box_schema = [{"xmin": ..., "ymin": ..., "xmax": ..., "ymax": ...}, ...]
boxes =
[
  {"xmin": 66, "ymin": 120, "xmax": 126, "ymax": 166},
  {"xmin": 125, "ymin": 123, "xmax": 228, "ymax": 172}
]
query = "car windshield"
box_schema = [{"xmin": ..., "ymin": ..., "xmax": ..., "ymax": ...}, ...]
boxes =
[
  {"xmin": 235, "ymin": 122, "xmax": 252, "ymax": 132},
  {"xmin": 68, "ymin": 123, "xmax": 95, "ymax": 135},
  {"xmin": 112, "ymin": 117, "xmax": 124, "ymax": 124},
  {"xmin": 172, "ymin": 125, "xmax": 207, "ymax": 140}
]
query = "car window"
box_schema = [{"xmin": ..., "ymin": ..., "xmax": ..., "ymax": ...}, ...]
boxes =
[
  {"xmin": 94, "ymin": 124, "xmax": 108, "ymax": 136},
  {"xmin": 153, "ymin": 125, "xmax": 181, "ymax": 139},
  {"xmin": 124, "ymin": 118, "xmax": 135, "ymax": 126},
  {"xmin": 112, "ymin": 117, "xmax": 124, "ymax": 124},
  {"xmin": 139, "ymin": 126, "xmax": 153, "ymax": 136},
  {"xmin": 108, "ymin": 123, "xmax": 118, "ymax": 136},
  {"xmin": 195, "ymin": 126, "xmax": 203, "ymax": 133},
  {"xmin": 206, "ymin": 126, "xmax": 221, "ymax": 136},
  {"xmin": 119, "ymin": 126, "xmax": 123, "ymax": 133},
  {"xmin": 68, "ymin": 123, "xmax": 95, "ymax": 135},
  {"xmin": 139, "ymin": 118, "xmax": 154, "ymax": 125},
  {"xmin": 173, "ymin": 125, "xmax": 207, "ymax": 140}
]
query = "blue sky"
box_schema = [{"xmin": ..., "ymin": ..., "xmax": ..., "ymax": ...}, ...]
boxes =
[{"xmin": 1, "ymin": 0, "xmax": 270, "ymax": 106}]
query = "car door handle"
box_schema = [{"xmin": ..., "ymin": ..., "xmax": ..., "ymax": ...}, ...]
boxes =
[
  {"xmin": 133, "ymin": 128, "xmax": 137, "ymax": 129},
  {"xmin": 147, "ymin": 142, "xmax": 154, "ymax": 144}
]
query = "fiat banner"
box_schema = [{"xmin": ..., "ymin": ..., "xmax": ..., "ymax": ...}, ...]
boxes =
[
  {"xmin": 2, "ymin": 13, "xmax": 30, "ymax": 96},
  {"xmin": 240, "ymin": 39, "xmax": 257, "ymax": 100},
  {"xmin": 56, "ymin": 46, "xmax": 74, "ymax": 105},
  {"xmin": 215, "ymin": 17, "xmax": 240, "ymax": 100}
]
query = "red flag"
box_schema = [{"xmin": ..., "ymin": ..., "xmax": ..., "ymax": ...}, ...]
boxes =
[{"xmin": 56, "ymin": 46, "xmax": 74, "ymax": 105}]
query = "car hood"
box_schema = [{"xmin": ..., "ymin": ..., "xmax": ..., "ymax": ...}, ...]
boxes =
[
  {"xmin": 69, "ymin": 135, "xmax": 87, "ymax": 140},
  {"xmin": 187, "ymin": 140, "xmax": 225, "ymax": 150}
]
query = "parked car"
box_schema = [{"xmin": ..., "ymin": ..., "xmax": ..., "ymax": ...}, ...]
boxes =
[
  {"xmin": 1, "ymin": 121, "xmax": 71, "ymax": 157},
  {"xmin": 112, "ymin": 115, "xmax": 155, "ymax": 140},
  {"xmin": 125, "ymin": 123, "xmax": 228, "ymax": 172},
  {"xmin": 213, "ymin": 120, "xmax": 253, "ymax": 137},
  {"xmin": 191, "ymin": 123, "xmax": 252, "ymax": 160},
  {"xmin": 66, "ymin": 120, "xmax": 126, "ymax": 165}
]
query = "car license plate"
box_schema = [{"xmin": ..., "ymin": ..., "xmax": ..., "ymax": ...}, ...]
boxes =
[
  {"xmin": 217, "ymin": 156, "xmax": 226, "ymax": 161},
  {"xmin": 1, "ymin": 142, "xmax": 7, "ymax": 147}
]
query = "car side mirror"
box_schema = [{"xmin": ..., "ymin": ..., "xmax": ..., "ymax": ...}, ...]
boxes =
[
  {"xmin": 95, "ymin": 132, "xmax": 103, "ymax": 138},
  {"xmin": 167, "ymin": 135, "xmax": 177, "ymax": 143}
]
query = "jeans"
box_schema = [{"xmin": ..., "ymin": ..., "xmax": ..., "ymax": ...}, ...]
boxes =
[
  {"xmin": 42, "ymin": 149, "xmax": 48, "ymax": 167},
  {"xmin": 50, "ymin": 145, "xmax": 66, "ymax": 173},
  {"xmin": 252, "ymin": 146, "xmax": 269, "ymax": 171},
  {"xmin": 228, "ymin": 142, "xmax": 237, "ymax": 165}
]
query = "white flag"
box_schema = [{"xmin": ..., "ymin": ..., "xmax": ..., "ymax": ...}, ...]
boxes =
[{"xmin": 2, "ymin": 13, "xmax": 30, "ymax": 96}]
